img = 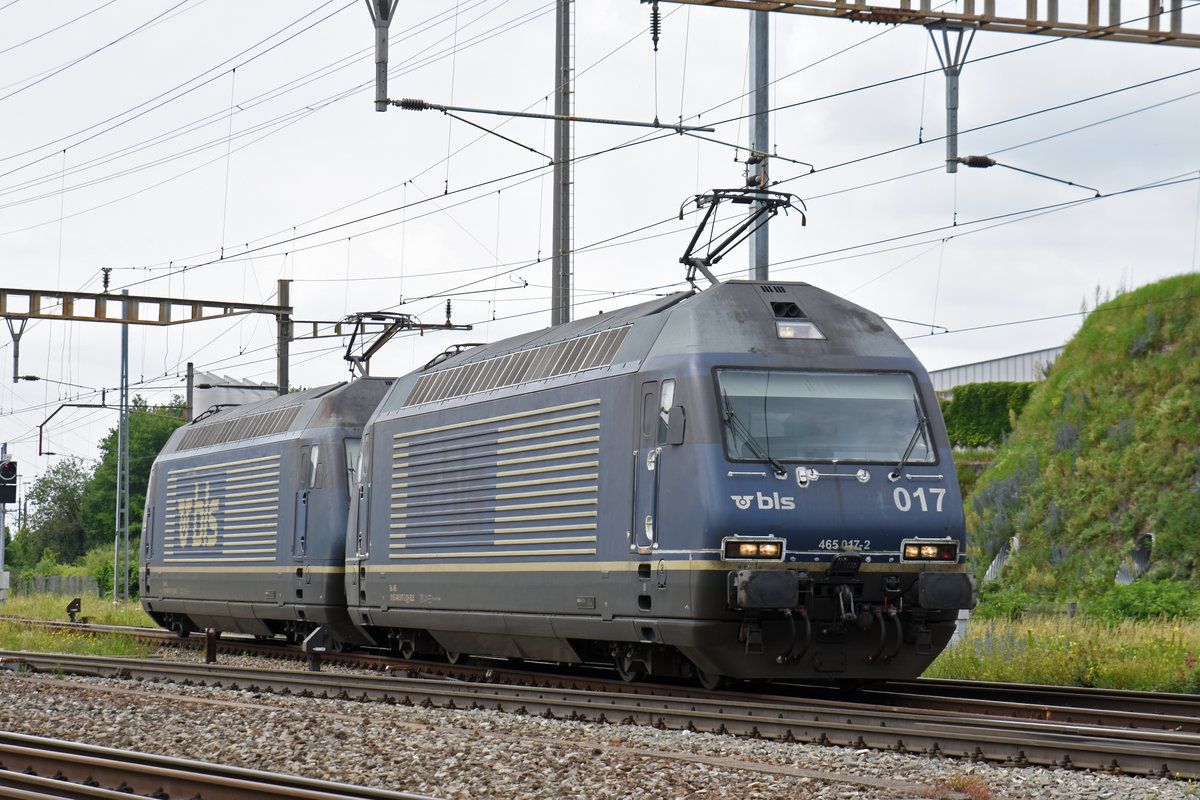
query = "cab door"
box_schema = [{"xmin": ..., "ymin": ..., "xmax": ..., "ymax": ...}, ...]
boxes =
[
  {"xmin": 632, "ymin": 380, "xmax": 676, "ymax": 552},
  {"xmin": 633, "ymin": 382, "xmax": 661, "ymax": 552},
  {"xmin": 293, "ymin": 445, "xmax": 317, "ymax": 561},
  {"xmin": 348, "ymin": 433, "xmax": 372, "ymax": 605}
]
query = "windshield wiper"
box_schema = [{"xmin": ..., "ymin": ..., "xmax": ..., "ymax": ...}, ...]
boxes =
[
  {"xmin": 722, "ymin": 391, "xmax": 787, "ymax": 477},
  {"xmin": 889, "ymin": 399, "xmax": 929, "ymax": 481}
]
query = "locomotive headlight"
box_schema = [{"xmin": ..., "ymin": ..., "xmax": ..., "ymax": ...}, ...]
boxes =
[
  {"xmin": 902, "ymin": 540, "xmax": 958, "ymax": 562},
  {"xmin": 722, "ymin": 537, "xmax": 786, "ymax": 561},
  {"xmin": 775, "ymin": 320, "xmax": 826, "ymax": 340}
]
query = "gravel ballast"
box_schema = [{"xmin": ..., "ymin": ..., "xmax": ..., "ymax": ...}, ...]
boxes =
[{"xmin": 0, "ymin": 657, "xmax": 1191, "ymax": 800}]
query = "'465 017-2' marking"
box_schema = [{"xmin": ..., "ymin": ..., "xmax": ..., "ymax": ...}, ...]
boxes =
[{"xmin": 893, "ymin": 486, "xmax": 946, "ymax": 513}]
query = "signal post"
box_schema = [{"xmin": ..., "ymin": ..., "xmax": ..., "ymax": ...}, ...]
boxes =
[{"xmin": 0, "ymin": 446, "xmax": 15, "ymax": 604}]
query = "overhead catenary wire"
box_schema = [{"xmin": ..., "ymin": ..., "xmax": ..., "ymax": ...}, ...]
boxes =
[
  {"xmin": 139, "ymin": 60, "xmax": 1200, "ymax": 290},
  {"xmin": 6, "ymin": 123, "xmax": 1192, "ymax": 424},
  {"xmin": 0, "ymin": 0, "xmax": 538, "ymax": 194},
  {"xmin": 4, "ymin": 0, "xmax": 1195, "ymax": 450},
  {"xmin": 7, "ymin": 82, "xmax": 1190, "ymax": 319},
  {"xmin": 0, "ymin": 1, "xmax": 387, "ymax": 173},
  {"xmin": 0, "ymin": 1, "xmax": 192, "ymax": 104},
  {"xmin": 134, "ymin": 170, "xmax": 1200, "ymax": 397},
  {"xmin": 4, "ymin": 0, "xmax": 1190, "ymax": 278},
  {"xmin": 83, "ymin": 55, "xmax": 1200, "ymax": 296},
  {"xmin": 0, "ymin": 0, "xmax": 121, "ymax": 58},
  {"xmin": 2, "ymin": 0, "xmax": 1187, "ymax": 226}
]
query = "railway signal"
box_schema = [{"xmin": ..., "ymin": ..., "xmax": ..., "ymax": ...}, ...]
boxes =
[{"xmin": 0, "ymin": 459, "xmax": 16, "ymax": 505}]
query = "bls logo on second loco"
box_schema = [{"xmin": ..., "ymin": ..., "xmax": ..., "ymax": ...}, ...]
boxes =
[
  {"xmin": 178, "ymin": 484, "xmax": 219, "ymax": 547},
  {"xmin": 731, "ymin": 491, "xmax": 795, "ymax": 511}
]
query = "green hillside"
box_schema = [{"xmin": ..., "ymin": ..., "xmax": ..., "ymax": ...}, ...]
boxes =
[{"xmin": 967, "ymin": 273, "xmax": 1200, "ymax": 607}]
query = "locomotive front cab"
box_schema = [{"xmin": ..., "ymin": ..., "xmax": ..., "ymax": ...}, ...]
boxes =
[{"xmin": 696, "ymin": 364, "xmax": 976, "ymax": 679}]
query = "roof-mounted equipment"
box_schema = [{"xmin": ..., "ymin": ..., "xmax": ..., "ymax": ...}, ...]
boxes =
[{"xmin": 679, "ymin": 188, "xmax": 804, "ymax": 287}]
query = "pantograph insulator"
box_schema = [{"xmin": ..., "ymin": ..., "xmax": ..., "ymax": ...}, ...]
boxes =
[{"xmin": 650, "ymin": 1, "xmax": 661, "ymax": 51}]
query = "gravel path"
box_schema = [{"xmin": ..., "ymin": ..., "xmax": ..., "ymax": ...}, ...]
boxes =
[{"xmin": 0, "ymin": 655, "xmax": 1192, "ymax": 800}]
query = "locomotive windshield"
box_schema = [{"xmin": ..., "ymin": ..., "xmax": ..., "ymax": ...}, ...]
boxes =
[{"xmin": 716, "ymin": 369, "xmax": 935, "ymax": 464}]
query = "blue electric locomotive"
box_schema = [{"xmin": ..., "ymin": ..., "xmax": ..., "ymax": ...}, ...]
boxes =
[
  {"xmin": 140, "ymin": 378, "xmax": 393, "ymax": 644},
  {"xmin": 344, "ymin": 280, "xmax": 975, "ymax": 684}
]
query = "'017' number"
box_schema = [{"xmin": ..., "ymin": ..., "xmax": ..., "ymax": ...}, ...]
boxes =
[{"xmin": 893, "ymin": 487, "xmax": 946, "ymax": 513}]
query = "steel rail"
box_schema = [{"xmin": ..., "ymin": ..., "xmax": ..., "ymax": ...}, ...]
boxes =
[
  {"xmin": 878, "ymin": 677, "xmax": 1200, "ymax": 717},
  {"xmin": 0, "ymin": 730, "xmax": 444, "ymax": 800},
  {"xmin": 3, "ymin": 650, "xmax": 1199, "ymax": 779},
  {"xmin": 8, "ymin": 618, "xmax": 1200, "ymax": 725},
  {"xmin": 845, "ymin": 679, "xmax": 1200, "ymax": 733}
]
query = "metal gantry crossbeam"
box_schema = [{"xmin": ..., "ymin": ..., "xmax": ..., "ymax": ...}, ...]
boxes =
[
  {"xmin": 0, "ymin": 283, "xmax": 294, "ymax": 606},
  {"xmin": 0, "ymin": 287, "xmax": 288, "ymax": 326},
  {"xmin": 659, "ymin": 0, "xmax": 1199, "ymax": 184},
  {"xmin": 653, "ymin": 1, "xmax": 1200, "ymax": 47}
]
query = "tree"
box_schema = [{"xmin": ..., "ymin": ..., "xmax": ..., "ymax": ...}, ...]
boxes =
[
  {"xmin": 17, "ymin": 459, "xmax": 91, "ymax": 564},
  {"xmin": 79, "ymin": 395, "xmax": 185, "ymax": 548}
]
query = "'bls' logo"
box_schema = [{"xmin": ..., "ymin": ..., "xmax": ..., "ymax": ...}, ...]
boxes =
[
  {"xmin": 731, "ymin": 492, "xmax": 795, "ymax": 511},
  {"xmin": 178, "ymin": 484, "xmax": 219, "ymax": 547}
]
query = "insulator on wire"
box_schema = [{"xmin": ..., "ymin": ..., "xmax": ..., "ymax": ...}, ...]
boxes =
[
  {"xmin": 445, "ymin": 299, "xmax": 452, "ymax": 324},
  {"xmin": 650, "ymin": 1, "xmax": 661, "ymax": 52},
  {"xmin": 959, "ymin": 155, "xmax": 997, "ymax": 169}
]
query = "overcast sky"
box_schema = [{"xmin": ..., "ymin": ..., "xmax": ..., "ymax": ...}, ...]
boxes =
[{"xmin": 1, "ymin": 0, "xmax": 1197, "ymax": 477}]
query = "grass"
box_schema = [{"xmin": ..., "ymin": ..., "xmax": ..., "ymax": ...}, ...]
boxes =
[
  {"xmin": 0, "ymin": 593, "xmax": 157, "ymax": 657},
  {"xmin": 926, "ymin": 614, "xmax": 1200, "ymax": 693},
  {"xmin": 5, "ymin": 595, "xmax": 1200, "ymax": 693},
  {"xmin": 0, "ymin": 593, "xmax": 154, "ymax": 626}
]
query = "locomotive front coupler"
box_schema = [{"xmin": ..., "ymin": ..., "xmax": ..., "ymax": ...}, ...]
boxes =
[{"xmin": 834, "ymin": 584, "xmax": 858, "ymax": 625}]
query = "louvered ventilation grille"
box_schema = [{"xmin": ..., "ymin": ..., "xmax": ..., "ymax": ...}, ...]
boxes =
[
  {"xmin": 405, "ymin": 326, "xmax": 630, "ymax": 407},
  {"xmin": 177, "ymin": 405, "xmax": 301, "ymax": 451}
]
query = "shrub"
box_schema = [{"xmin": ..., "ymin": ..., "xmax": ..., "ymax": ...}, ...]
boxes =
[
  {"xmin": 1087, "ymin": 580, "xmax": 1200, "ymax": 622},
  {"xmin": 972, "ymin": 585, "xmax": 1033, "ymax": 620},
  {"xmin": 942, "ymin": 382, "xmax": 1036, "ymax": 448}
]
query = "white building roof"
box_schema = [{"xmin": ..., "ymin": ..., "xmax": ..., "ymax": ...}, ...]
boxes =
[{"xmin": 929, "ymin": 346, "xmax": 1065, "ymax": 394}]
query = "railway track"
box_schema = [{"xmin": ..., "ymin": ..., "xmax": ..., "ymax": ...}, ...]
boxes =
[
  {"xmin": 18, "ymin": 617, "xmax": 1200, "ymax": 719},
  {"xmin": 0, "ymin": 729, "xmax": 443, "ymax": 800},
  {"xmin": 3, "ymin": 647, "xmax": 1199, "ymax": 779},
  {"xmin": 848, "ymin": 678, "xmax": 1200, "ymax": 733}
]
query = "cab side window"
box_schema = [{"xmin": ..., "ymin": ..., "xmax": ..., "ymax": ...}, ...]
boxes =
[
  {"xmin": 306, "ymin": 445, "xmax": 320, "ymax": 488},
  {"xmin": 657, "ymin": 379, "xmax": 675, "ymax": 445}
]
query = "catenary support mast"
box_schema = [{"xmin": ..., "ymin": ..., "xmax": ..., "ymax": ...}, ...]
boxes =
[
  {"xmin": 113, "ymin": 291, "xmax": 131, "ymax": 603},
  {"xmin": 748, "ymin": 10, "xmax": 770, "ymax": 279},
  {"xmin": 551, "ymin": 0, "xmax": 574, "ymax": 325}
]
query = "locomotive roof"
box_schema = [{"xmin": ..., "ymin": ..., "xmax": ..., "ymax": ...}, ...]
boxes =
[
  {"xmin": 424, "ymin": 280, "xmax": 911, "ymax": 370},
  {"xmin": 645, "ymin": 280, "xmax": 914, "ymax": 361},
  {"xmin": 160, "ymin": 376, "xmax": 394, "ymax": 456},
  {"xmin": 425, "ymin": 291, "xmax": 691, "ymax": 370},
  {"xmin": 379, "ymin": 281, "xmax": 918, "ymax": 413}
]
